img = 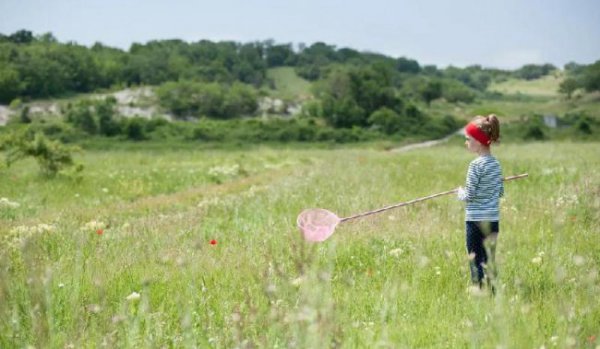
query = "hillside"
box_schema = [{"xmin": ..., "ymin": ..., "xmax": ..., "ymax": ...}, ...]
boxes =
[{"xmin": 488, "ymin": 72, "xmax": 563, "ymax": 97}]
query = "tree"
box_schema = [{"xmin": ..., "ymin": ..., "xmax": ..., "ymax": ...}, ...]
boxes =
[
  {"xmin": 97, "ymin": 97, "xmax": 121, "ymax": 136},
  {"xmin": 8, "ymin": 30, "xmax": 34, "ymax": 44},
  {"xmin": 319, "ymin": 66, "xmax": 404, "ymax": 128},
  {"xmin": 582, "ymin": 60, "xmax": 600, "ymax": 93},
  {"xmin": 396, "ymin": 57, "xmax": 421, "ymax": 74},
  {"xmin": 368, "ymin": 107, "xmax": 403, "ymax": 134},
  {"xmin": 264, "ymin": 42, "xmax": 296, "ymax": 67},
  {"xmin": 514, "ymin": 63, "xmax": 556, "ymax": 80},
  {"xmin": 64, "ymin": 100, "xmax": 98, "ymax": 134},
  {"xmin": 558, "ymin": 78, "xmax": 579, "ymax": 99},
  {"xmin": 420, "ymin": 80, "xmax": 442, "ymax": 106},
  {"xmin": 0, "ymin": 64, "xmax": 22, "ymax": 103}
]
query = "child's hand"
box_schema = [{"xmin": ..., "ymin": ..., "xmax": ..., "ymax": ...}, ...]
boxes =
[{"xmin": 457, "ymin": 186, "xmax": 466, "ymax": 201}]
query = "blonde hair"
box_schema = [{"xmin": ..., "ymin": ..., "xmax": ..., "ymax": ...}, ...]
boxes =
[{"xmin": 472, "ymin": 114, "xmax": 500, "ymax": 143}]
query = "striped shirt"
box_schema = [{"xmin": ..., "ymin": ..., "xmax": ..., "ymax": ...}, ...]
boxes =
[{"xmin": 459, "ymin": 155, "xmax": 504, "ymax": 221}]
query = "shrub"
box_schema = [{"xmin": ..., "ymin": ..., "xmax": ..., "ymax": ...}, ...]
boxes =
[{"xmin": 1, "ymin": 128, "xmax": 81, "ymax": 176}]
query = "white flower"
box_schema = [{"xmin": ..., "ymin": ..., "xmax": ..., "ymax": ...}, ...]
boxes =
[
  {"xmin": 531, "ymin": 256, "xmax": 542, "ymax": 264},
  {"xmin": 389, "ymin": 248, "xmax": 404, "ymax": 257},
  {"xmin": 0, "ymin": 197, "xmax": 20, "ymax": 208},
  {"xmin": 82, "ymin": 220, "xmax": 106, "ymax": 231},
  {"xmin": 126, "ymin": 292, "xmax": 141, "ymax": 301}
]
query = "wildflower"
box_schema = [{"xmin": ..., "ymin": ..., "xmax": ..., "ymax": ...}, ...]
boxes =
[
  {"xmin": 573, "ymin": 255, "xmax": 585, "ymax": 266},
  {"xmin": 126, "ymin": 292, "xmax": 141, "ymax": 301},
  {"xmin": 389, "ymin": 248, "xmax": 403, "ymax": 257},
  {"xmin": 0, "ymin": 197, "xmax": 20, "ymax": 208},
  {"xmin": 82, "ymin": 220, "xmax": 106, "ymax": 231},
  {"xmin": 96, "ymin": 229, "xmax": 104, "ymax": 235},
  {"xmin": 290, "ymin": 276, "xmax": 305, "ymax": 286},
  {"xmin": 531, "ymin": 256, "xmax": 542, "ymax": 264},
  {"xmin": 87, "ymin": 304, "xmax": 102, "ymax": 314},
  {"xmin": 210, "ymin": 239, "xmax": 217, "ymax": 245}
]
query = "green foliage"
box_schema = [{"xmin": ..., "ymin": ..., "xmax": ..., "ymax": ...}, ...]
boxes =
[
  {"xmin": 420, "ymin": 79, "xmax": 442, "ymax": 106},
  {"xmin": 64, "ymin": 100, "xmax": 98, "ymax": 134},
  {"xmin": 515, "ymin": 116, "xmax": 548, "ymax": 141},
  {"xmin": 97, "ymin": 97, "xmax": 121, "ymax": 136},
  {"xmin": 18, "ymin": 106, "xmax": 31, "ymax": 124},
  {"xmin": 441, "ymin": 80, "xmax": 476, "ymax": 103},
  {"xmin": 560, "ymin": 112, "xmax": 598, "ymax": 137},
  {"xmin": 156, "ymin": 80, "xmax": 258, "ymax": 119},
  {"xmin": 123, "ymin": 117, "xmax": 148, "ymax": 141},
  {"xmin": 558, "ymin": 78, "xmax": 579, "ymax": 99},
  {"xmin": 319, "ymin": 66, "xmax": 404, "ymax": 128},
  {"xmin": 264, "ymin": 42, "xmax": 296, "ymax": 67},
  {"xmin": 368, "ymin": 107, "xmax": 403, "ymax": 134},
  {"xmin": 581, "ymin": 60, "xmax": 600, "ymax": 92},
  {"xmin": 513, "ymin": 63, "xmax": 556, "ymax": 80},
  {"xmin": 0, "ymin": 127, "xmax": 80, "ymax": 176},
  {"xmin": 443, "ymin": 65, "xmax": 492, "ymax": 91},
  {"xmin": 0, "ymin": 64, "xmax": 22, "ymax": 103},
  {"xmin": 396, "ymin": 57, "xmax": 421, "ymax": 73},
  {"xmin": 63, "ymin": 97, "xmax": 120, "ymax": 136},
  {"xmin": 187, "ymin": 117, "xmax": 378, "ymax": 143}
]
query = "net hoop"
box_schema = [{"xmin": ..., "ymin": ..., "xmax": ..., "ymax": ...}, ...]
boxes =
[{"xmin": 296, "ymin": 208, "xmax": 340, "ymax": 242}]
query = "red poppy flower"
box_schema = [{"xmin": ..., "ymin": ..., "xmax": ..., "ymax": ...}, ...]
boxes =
[
  {"xmin": 210, "ymin": 239, "xmax": 217, "ymax": 245},
  {"xmin": 96, "ymin": 229, "xmax": 104, "ymax": 235}
]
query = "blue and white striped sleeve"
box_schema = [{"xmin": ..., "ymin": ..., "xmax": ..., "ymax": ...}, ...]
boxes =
[{"xmin": 463, "ymin": 161, "xmax": 480, "ymax": 202}]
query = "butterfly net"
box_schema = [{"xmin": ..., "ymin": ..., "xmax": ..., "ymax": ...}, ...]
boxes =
[{"xmin": 296, "ymin": 208, "xmax": 340, "ymax": 242}]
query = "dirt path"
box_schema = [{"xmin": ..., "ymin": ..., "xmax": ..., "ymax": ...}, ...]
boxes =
[{"xmin": 389, "ymin": 129, "xmax": 463, "ymax": 153}]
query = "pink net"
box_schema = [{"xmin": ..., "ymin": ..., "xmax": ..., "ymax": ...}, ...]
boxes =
[{"xmin": 296, "ymin": 208, "xmax": 340, "ymax": 242}]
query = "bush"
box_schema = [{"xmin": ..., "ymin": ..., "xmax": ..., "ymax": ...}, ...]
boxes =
[
  {"xmin": 156, "ymin": 80, "xmax": 258, "ymax": 119},
  {"xmin": 522, "ymin": 116, "xmax": 548, "ymax": 141},
  {"xmin": 1, "ymin": 128, "xmax": 81, "ymax": 176},
  {"xmin": 123, "ymin": 117, "xmax": 147, "ymax": 141},
  {"xmin": 368, "ymin": 107, "xmax": 403, "ymax": 135},
  {"xmin": 442, "ymin": 81, "xmax": 476, "ymax": 103}
]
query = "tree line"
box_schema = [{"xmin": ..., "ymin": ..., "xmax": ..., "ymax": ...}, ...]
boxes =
[{"xmin": 4, "ymin": 29, "xmax": 598, "ymax": 105}]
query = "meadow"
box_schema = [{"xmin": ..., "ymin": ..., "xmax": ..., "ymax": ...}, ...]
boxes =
[{"xmin": 1, "ymin": 139, "xmax": 599, "ymax": 348}]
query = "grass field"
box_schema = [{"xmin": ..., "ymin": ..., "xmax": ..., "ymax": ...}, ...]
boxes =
[{"xmin": 1, "ymin": 140, "xmax": 599, "ymax": 348}]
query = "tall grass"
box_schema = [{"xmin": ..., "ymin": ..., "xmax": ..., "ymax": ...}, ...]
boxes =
[{"xmin": 1, "ymin": 142, "xmax": 599, "ymax": 348}]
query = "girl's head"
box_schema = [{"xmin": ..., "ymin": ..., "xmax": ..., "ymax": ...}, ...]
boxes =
[{"xmin": 464, "ymin": 114, "xmax": 500, "ymax": 153}]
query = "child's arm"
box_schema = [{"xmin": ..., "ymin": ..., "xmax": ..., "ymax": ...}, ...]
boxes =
[{"xmin": 458, "ymin": 162, "xmax": 480, "ymax": 201}]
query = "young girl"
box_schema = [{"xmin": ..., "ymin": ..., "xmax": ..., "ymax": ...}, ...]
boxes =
[{"xmin": 457, "ymin": 114, "xmax": 503, "ymax": 291}]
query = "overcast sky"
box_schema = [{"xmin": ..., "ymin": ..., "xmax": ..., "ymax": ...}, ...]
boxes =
[{"xmin": 1, "ymin": 0, "xmax": 599, "ymax": 69}]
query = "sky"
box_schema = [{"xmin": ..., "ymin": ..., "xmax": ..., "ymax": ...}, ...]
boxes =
[{"xmin": 1, "ymin": 0, "xmax": 599, "ymax": 69}]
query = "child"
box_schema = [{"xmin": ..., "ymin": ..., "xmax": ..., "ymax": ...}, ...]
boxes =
[{"xmin": 457, "ymin": 114, "xmax": 503, "ymax": 292}]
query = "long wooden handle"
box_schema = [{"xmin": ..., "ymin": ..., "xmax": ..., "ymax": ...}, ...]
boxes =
[{"xmin": 339, "ymin": 173, "xmax": 528, "ymax": 223}]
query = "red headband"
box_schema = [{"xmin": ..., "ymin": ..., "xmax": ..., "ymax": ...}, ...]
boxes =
[{"xmin": 465, "ymin": 122, "xmax": 491, "ymax": 146}]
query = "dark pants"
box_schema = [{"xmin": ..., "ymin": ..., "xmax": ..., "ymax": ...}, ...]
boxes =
[{"xmin": 466, "ymin": 221, "xmax": 499, "ymax": 286}]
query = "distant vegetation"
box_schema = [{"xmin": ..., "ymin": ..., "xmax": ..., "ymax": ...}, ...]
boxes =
[{"xmin": 0, "ymin": 28, "xmax": 599, "ymax": 155}]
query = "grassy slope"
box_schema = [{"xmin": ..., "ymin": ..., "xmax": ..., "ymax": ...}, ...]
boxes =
[
  {"xmin": 266, "ymin": 67, "xmax": 313, "ymax": 100},
  {"xmin": 488, "ymin": 72, "xmax": 563, "ymax": 97},
  {"xmin": 428, "ymin": 71, "xmax": 600, "ymax": 122},
  {"xmin": 1, "ymin": 142, "xmax": 599, "ymax": 348}
]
